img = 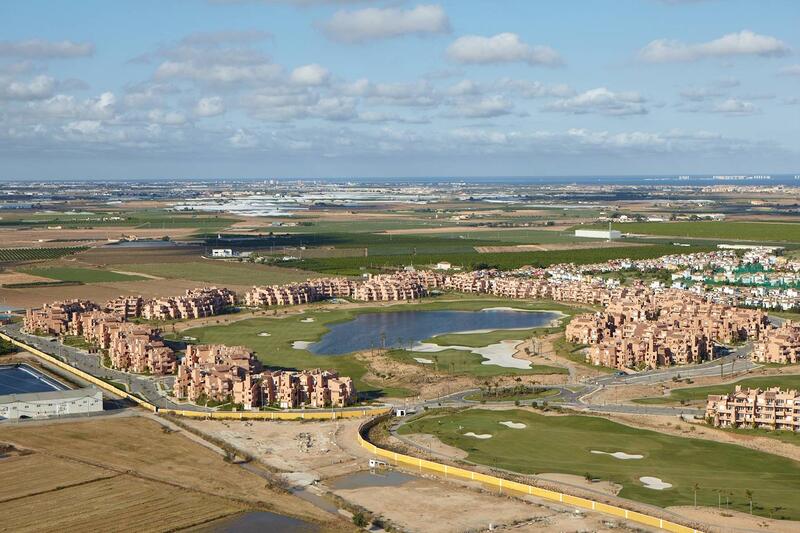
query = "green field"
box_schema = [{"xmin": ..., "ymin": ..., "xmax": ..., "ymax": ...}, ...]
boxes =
[
  {"xmin": 399, "ymin": 409, "xmax": 800, "ymax": 519},
  {"xmin": 0, "ymin": 247, "xmax": 88, "ymax": 263},
  {"xmin": 107, "ymin": 261, "xmax": 318, "ymax": 286},
  {"xmin": 591, "ymin": 221, "xmax": 800, "ymax": 243},
  {"xmin": 21, "ymin": 267, "xmax": 146, "ymax": 283},
  {"xmin": 178, "ymin": 298, "xmax": 579, "ymax": 398},
  {"xmin": 283, "ymin": 244, "xmax": 711, "ymax": 275},
  {"xmin": 0, "ymin": 210, "xmax": 237, "ymax": 231},
  {"xmin": 633, "ymin": 375, "xmax": 800, "ymax": 405}
]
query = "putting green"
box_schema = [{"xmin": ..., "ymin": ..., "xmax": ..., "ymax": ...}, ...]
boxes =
[{"xmin": 399, "ymin": 409, "xmax": 800, "ymax": 520}]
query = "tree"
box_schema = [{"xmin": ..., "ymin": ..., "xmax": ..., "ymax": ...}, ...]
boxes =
[
  {"xmin": 693, "ymin": 483, "xmax": 700, "ymax": 508},
  {"xmin": 745, "ymin": 489, "xmax": 754, "ymax": 515},
  {"xmin": 352, "ymin": 512, "xmax": 368, "ymax": 528}
]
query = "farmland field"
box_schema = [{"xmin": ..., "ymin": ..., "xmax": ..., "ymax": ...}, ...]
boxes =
[
  {"xmin": 592, "ymin": 222, "xmax": 800, "ymax": 243},
  {"xmin": 0, "ymin": 247, "xmax": 88, "ymax": 263},
  {"xmin": 633, "ymin": 375, "xmax": 800, "ymax": 405},
  {"xmin": 21, "ymin": 266, "xmax": 146, "ymax": 283},
  {"xmin": 283, "ymin": 244, "xmax": 711, "ymax": 275},
  {"xmin": 107, "ymin": 261, "xmax": 319, "ymax": 286},
  {"xmin": 0, "ymin": 416, "xmax": 334, "ymax": 530},
  {"xmin": 399, "ymin": 409, "xmax": 800, "ymax": 519}
]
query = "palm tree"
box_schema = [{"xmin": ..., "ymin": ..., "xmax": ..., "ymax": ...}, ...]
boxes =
[
  {"xmin": 693, "ymin": 483, "xmax": 700, "ymax": 508},
  {"xmin": 745, "ymin": 489, "xmax": 754, "ymax": 515}
]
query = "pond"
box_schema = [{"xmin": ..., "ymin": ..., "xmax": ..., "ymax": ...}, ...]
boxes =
[
  {"xmin": 308, "ymin": 308, "xmax": 560, "ymax": 356},
  {"xmin": 201, "ymin": 511, "xmax": 318, "ymax": 532},
  {"xmin": 328, "ymin": 470, "xmax": 417, "ymax": 490}
]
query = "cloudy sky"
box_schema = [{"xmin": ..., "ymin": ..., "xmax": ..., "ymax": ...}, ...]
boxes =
[{"xmin": 1, "ymin": 0, "xmax": 798, "ymax": 179}]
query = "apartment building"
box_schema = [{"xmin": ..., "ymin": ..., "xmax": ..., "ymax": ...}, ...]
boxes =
[
  {"xmin": 24, "ymin": 300, "xmax": 100, "ymax": 336},
  {"xmin": 141, "ymin": 287, "xmax": 235, "ymax": 320},
  {"xmin": 173, "ymin": 344, "xmax": 355, "ymax": 409},
  {"xmin": 707, "ymin": 386, "xmax": 800, "ymax": 432},
  {"xmin": 752, "ymin": 321, "xmax": 800, "ymax": 364},
  {"xmin": 105, "ymin": 295, "xmax": 143, "ymax": 319}
]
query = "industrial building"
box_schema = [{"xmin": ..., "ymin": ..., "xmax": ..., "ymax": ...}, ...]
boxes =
[
  {"xmin": 575, "ymin": 229, "xmax": 622, "ymax": 240},
  {"xmin": 0, "ymin": 387, "xmax": 103, "ymax": 420}
]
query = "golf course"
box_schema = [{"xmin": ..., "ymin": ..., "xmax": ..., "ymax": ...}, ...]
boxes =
[{"xmin": 399, "ymin": 409, "xmax": 800, "ymax": 520}]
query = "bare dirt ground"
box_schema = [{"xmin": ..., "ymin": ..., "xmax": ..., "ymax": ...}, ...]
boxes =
[
  {"xmin": 0, "ymin": 226, "xmax": 198, "ymax": 247},
  {"xmin": 0, "ymin": 415, "xmax": 339, "ymax": 529},
  {"xmin": 180, "ymin": 418, "xmax": 366, "ymax": 481},
  {"xmin": 0, "ymin": 271, "xmax": 51, "ymax": 285},
  {"xmin": 475, "ymin": 241, "xmax": 647, "ymax": 253},
  {"xmin": 667, "ymin": 506, "xmax": 800, "ymax": 533},
  {"xmin": 537, "ymin": 473, "xmax": 621, "ymax": 497},
  {"xmin": 0, "ymin": 278, "xmax": 215, "ymax": 308}
]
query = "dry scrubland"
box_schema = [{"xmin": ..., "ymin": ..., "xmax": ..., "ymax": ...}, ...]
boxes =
[{"xmin": 0, "ymin": 415, "xmax": 342, "ymax": 532}]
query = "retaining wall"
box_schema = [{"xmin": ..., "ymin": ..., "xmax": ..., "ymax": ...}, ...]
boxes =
[{"xmin": 357, "ymin": 415, "xmax": 703, "ymax": 533}]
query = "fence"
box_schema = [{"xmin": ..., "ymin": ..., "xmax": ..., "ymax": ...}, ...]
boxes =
[
  {"xmin": 357, "ymin": 416, "xmax": 703, "ymax": 533},
  {"xmin": 0, "ymin": 331, "xmax": 389, "ymax": 421}
]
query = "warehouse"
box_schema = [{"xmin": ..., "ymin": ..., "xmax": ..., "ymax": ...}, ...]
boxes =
[
  {"xmin": 0, "ymin": 387, "xmax": 103, "ymax": 420},
  {"xmin": 575, "ymin": 229, "xmax": 622, "ymax": 240}
]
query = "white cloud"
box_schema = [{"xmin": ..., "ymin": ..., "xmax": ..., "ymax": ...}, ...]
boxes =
[
  {"xmin": 290, "ymin": 64, "xmax": 330, "ymax": 86},
  {"xmin": 711, "ymin": 98, "xmax": 758, "ymax": 115},
  {"xmin": 639, "ymin": 30, "xmax": 790, "ymax": 63},
  {"xmin": 0, "ymin": 39, "xmax": 94, "ymax": 59},
  {"xmin": 446, "ymin": 33, "xmax": 562, "ymax": 66},
  {"xmin": 155, "ymin": 60, "xmax": 282, "ymax": 84},
  {"xmin": 148, "ymin": 109, "xmax": 188, "ymax": 125},
  {"xmin": 779, "ymin": 64, "xmax": 800, "ymax": 76},
  {"xmin": 194, "ymin": 96, "xmax": 225, "ymax": 117},
  {"xmin": 0, "ymin": 75, "xmax": 56, "ymax": 100},
  {"xmin": 29, "ymin": 92, "xmax": 116, "ymax": 120},
  {"xmin": 448, "ymin": 96, "xmax": 513, "ymax": 118},
  {"xmin": 322, "ymin": 4, "xmax": 450, "ymax": 43},
  {"xmin": 229, "ymin": 128, "xmax": 258, "ymax": 148},
  {"xmin": 545, "ymin": 88, "xmax": 646, "ymax": 116}
]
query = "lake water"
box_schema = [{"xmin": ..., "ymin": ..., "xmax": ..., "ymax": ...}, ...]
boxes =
[
  {"xmin": 202, "ymin": 511, "xmax": 317, "ymax": 532},
  {"xmin": 0, "ymin": 364, "xmax": 67, "ymax": 395},
  {"xmin": 308, "ymin": 308, "xmax": 559, "ymax": 356}
]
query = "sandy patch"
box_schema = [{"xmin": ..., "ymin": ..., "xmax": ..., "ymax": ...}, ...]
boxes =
[
  {"xmin": 412, "ymin": 339, "xmax": 531, "ymax": 369},
  {"xmin": 292, "ymin": 341, "xmax": 312, "ymax": 350},
  {"xmin": 300, "ymin": 317, "xmax": 315, "ymax": 323},
  {"xmin": 667, "ymin": 505, "xmax": 800, "ymax": 533},
  {"xmin": 639, "ymin": 476, "xmax": 671, "ymax": 490},
  {"xmin": 591, "ymin": 450, "xmax": 643, "ymax": 460},
  {"xmin": 413, "ymin": 357, "xmax": 434, "ymax": 364},
  {"xmin": 464, "ymin": 432, "xmax": 492, "ymax": 439},
  {"xmin": 537, "ymin": 473, "xmax": 622, "ymax": 497},
  {"xmin": 182, "ymin": 336, "xmax": 197, "ymax": 341},
  {"xmin": 499, "ymin": 421, "xmax": 526, "ymax": 429},
  {"xmin": 257, "ymin": 332, "xmax": 271, "ymax": 337}
]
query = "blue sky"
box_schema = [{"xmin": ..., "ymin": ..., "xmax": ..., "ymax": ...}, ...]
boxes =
[{"xmin": 1, "ymin": 0, "xmax": 798, "ymax": 179}]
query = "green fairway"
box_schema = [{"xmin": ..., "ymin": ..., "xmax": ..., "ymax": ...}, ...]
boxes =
[
  {"xmin": 107, "ymin": 261, "xmax": 318, "ymax": 286},
  {"xmin": 633, "ymin": 374, "xmax": 800, "ymax": 405},
  {"xmin": 178, "ymin": 298, "xmax": 579, "ymax": 397},
  {"xmin": 399, "ymin": 409, "xmax": 800, "ymax": 519},
  {"xmin": 587, "ymin": 221, "xmax": 800, "ymax": 243},
  {"xmin": 21, "ymin": 266, "xmax": 145, "ymax": 283}
]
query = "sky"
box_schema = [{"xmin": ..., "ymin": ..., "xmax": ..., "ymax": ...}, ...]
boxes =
[{"xmin": 1, "ymin": 0, "xmax": 798, "ymax": 180}]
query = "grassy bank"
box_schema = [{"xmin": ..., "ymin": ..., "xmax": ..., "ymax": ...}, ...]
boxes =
[{"xmin": 633, "ymin": 374, "xmax": 800, "ymax": 405}]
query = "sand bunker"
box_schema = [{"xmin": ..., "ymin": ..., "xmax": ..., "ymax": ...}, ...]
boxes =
[
  {"xmin": 413, "ymin": 357, "xmax": 434, "ymax": 364},
  {"xmin": 591, "ymin": 450, "xmax": 643, "ymax": 460},
  {"xmin": 292, "ymin": 341, "xmax": 312, "ymax": 350},
  {"xmin": 182, "ymin": 336, "xmax": 196, "ymax": 341},
  {"xmin": 300, "ymin": 317, "xmax": 316, "ymax": 323},
  {"xmin": 464, "ymin": 432, "xmax": 492, "ymax": 439},
  {"xmin": 411, "ymin": 340, "xmax": 530, "ymax": 369},
  {"xmin": 499, "ymin": 421, "xmax": 526, "ymax": 429},
  {"xmin": 257, "ymin": 332, "xmax": 271, "ymax": 337},
  {"xmin": 639, "ymin": 476, "xmax": 672, "ymax": 490}
]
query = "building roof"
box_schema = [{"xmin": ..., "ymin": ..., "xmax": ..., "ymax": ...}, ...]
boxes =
[{"xmin": 0, "ymin": 386, "xmax": 102, "ymax": 405}]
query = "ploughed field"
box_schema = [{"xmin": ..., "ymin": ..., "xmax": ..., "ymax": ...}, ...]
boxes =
[{"xmin": 399, "ymin": 409, "xmax": 800, "ymax": 520}]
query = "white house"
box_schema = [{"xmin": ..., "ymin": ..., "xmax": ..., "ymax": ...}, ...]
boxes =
[{"xmin": 212, "ymin": 249, "xmax": 234, "ymax": 258}]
